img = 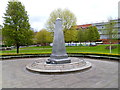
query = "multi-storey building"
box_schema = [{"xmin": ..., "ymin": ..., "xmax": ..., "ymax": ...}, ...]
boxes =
[
  {"xmin": 92, "ymin": 19, "xmax": 120, "ymax": 40},
  {"xmin": 92, "ymin": 22, "xmax": 107, "ymax": 39},
  {"xmin": 76, "ymin": 18, "xmax": 120, "ymax": 44},
  {"xmin": 92, "ymin": 19, "xmax": 120, "ymax": 43}
]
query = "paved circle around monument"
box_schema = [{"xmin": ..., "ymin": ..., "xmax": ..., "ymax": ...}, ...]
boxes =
[{"xmin": 26, "ymin": 57, "xmax": 92, "ymax": 73}]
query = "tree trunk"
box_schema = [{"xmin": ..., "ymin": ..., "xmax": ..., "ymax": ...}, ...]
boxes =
[
  {"xmin": 90, "ymin": 41, "xmax": 91, "ymax": 46},
  {"xmin": 17, "ymin": 44, "xmax": 19, "ymax": 54},
  {"xmin": 79, "ymin": 42, "xmax": 81, "ymax": 46}
]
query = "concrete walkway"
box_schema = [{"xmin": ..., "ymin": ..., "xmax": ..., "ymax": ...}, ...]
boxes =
[{"xmin": 1, "ymin": 57, "xmax": 118, "ymax": 88}]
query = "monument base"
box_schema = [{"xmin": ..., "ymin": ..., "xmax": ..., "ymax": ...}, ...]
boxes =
[
  {"xmin": 26, "ymin": 57, "xmax": 92, "ymax": 73},
  {"xmin": 46, "ymin": 58, "xmax": 71, "ymax": 64},
  {"xmin": 46, "ymin": 54, "xmax": 71, "ymax": 64}
]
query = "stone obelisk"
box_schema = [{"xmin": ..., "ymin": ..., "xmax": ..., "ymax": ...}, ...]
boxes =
[{"xmin": 47, "ymin": 18, "xmax": 71, "ymax": 64}]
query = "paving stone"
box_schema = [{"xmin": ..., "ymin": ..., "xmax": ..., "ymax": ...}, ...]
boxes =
[{"xmin": 2, "ymin": 57, "xmax": 118, "ymax": 88}]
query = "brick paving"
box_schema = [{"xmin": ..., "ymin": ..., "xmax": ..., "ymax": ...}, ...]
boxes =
[{"xmin": 1, "ymin": 57, "xmax": 118, "ymax": 88}]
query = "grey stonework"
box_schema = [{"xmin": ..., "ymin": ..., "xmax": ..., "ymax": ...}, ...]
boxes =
[
  {"xmin": 47, "ymin": 18, "xmax": 71, "ymax": 64},
  {"xmin": 2, "ymin": 58, "xmax": 118, "ymax": 88}
]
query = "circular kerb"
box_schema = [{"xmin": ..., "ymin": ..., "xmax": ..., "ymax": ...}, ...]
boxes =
[{"xmin": 26, "ymin": 57, "xmax": 92, "ymax": 73}]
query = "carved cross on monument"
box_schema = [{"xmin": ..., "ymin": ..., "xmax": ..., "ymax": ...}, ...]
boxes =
[{"xmin": 47, "ymin": 18, "xmax": 71, "ymax": 64}]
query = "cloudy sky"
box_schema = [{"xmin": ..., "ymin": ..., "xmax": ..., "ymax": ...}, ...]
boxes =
[{"xmin": 0, "ymin": 0, "xmax": 119, "ymax": 31}]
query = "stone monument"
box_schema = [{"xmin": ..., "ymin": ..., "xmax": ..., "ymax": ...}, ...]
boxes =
[
  {"xmin": 26, "ymin": 18, "xmax": 92, "ymax": 73},
  {"xmin": 47, "ymin": 18, "xmax": 71, "ymax": 64}
]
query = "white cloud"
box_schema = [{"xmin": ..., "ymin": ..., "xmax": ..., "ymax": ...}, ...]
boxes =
[{"xmin": 0, "ymin": 0, "xmax": 119, "ymax": 31}]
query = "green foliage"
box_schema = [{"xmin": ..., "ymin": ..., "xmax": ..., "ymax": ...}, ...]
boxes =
[
  {"xmin": 0, "ymin": 25, "xmax": 2, "ymax": 34},
  {"xmin": 77, "ymin": 29, "xmax": 88, "ymax": 42},
  {"xmin": 35, "ymin": 29, "xmax": 52, "ymax": 45},
  {"xmin": 64, "ymin": 28, "xmax": 78, "ymax": 42},
  {"xmin": 77, "ymin": 26, "xmax": 100, "ymax": 42},
  {"xmin": 87, "ymin": 26, "xmax": 100, "ymax": 42},
  {"xmin": 2, "ymin": 0, "xmax": 34, "ymax": 53},
  {"xmin": 93, "ymin": 26, "xmax": 100, "ymax": 40},
  {"xmin": 45, "ymin": 8, "xmax": 77, "ymax": 31}
]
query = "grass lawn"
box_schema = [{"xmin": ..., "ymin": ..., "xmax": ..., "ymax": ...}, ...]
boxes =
[{"xmin": 1, "ymin": 44, "xmax": 119, "ymax": 55}]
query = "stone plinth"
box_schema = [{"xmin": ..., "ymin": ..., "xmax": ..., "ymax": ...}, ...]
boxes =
[
  {"xmin": 47, "ymin": 18, "xmax": 71, "ymax": 64},
  {"xmin": 26, "ymin": 57, "xmax": 92, "ymax": 73}
]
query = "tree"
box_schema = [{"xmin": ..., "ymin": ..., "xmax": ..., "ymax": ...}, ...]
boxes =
[
  {"xmin": 93, "ymin": 26, "xmax": 100, "ymax": 40},
  {"xmin": 77, "ymin": 29, "xmax": 87, "ymax": 43},
  {"xmin": 87, "ymin": 26, "xmax": 100, "ymax": 43},
  {"xmin": 64, "ymin": 29, "xmax": 78, "ymax": 43},
  {"xmin": 35, "ymin": 29, "xmax": 52, "ymax": 45},
  {"xmin": 0, "ymin": 25, "xmax": 2, "ymax": 36},
  {"xmin": 45, "ymin": 8, "xmax": 77, "ymax": 32},
  {"xmin": 2, "ymin": 0, "xmax": 34, "ymax": 53},
  {"xmin": 102, "ymin": 18, "xmax": 118, "ymax": 53}
]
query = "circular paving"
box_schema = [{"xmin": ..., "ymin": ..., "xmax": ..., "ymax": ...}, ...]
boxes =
[
  {"xmin": 2, "ymin": 58, "xmax": 118, "ymax": 88},
  {"xmin": 26, "ymin": 57, "xmax": 92, "ymax": 72}
]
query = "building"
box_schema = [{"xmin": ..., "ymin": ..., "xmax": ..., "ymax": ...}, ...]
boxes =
[
  {"xmin": 92, "ymin": 22, "xmax": 107, "ymax": 39},
  {"xmin": 76, "ymin": 24, "xmax": 92, "ymax": 30},
  {"xmin": 92, "ymin": 19, "xmax": 120, "ymax": 39},
  {"xmin": 92, "ymin": 18, "xmax": 120, "ymax": 43},
  {"xmin": 76, "ymin": 18, "xmax": 120, "ymax": 44}
]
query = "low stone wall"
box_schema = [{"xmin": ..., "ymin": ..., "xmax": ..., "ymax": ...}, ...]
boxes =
[{"xmin": 1, "ymin": 53, "xmax": 119, "ymax": 60}]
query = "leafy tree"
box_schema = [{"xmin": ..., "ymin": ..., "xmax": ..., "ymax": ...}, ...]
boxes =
[
  {"xmin": 76, "ymin": 26, "xmax": 100, "ymax": 44},
  {"xmin": 45, "ymin": 8, "xmax": 77, "ymax": 32},
  {"xmin": 87, "ymin": 26, "xmax": 100, "ymax": 43},
  {"xmin": 102, "ymin": 18, "xmax": 118, "ymax": 53},
  {"xmin": 2, "ymin": 0, "xmax": 34, "ymax": 53},
  {"xmin": 93, "ymin": 26, "xmax": 100, "ymax": 40},
  {"xmin": 77, "ymin": 28, "xmax": 87, "ymax": 43},
  {"xmin": 35, "ymin": 29, "xmax": 52, "ymax": 45},
  {"xmin": 64, "ymin": 29, "xmax": 78, "ymax": 42},
  {"xmin": 0, "ymin": 25, "xmax": 2, "ymax": 36}
]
